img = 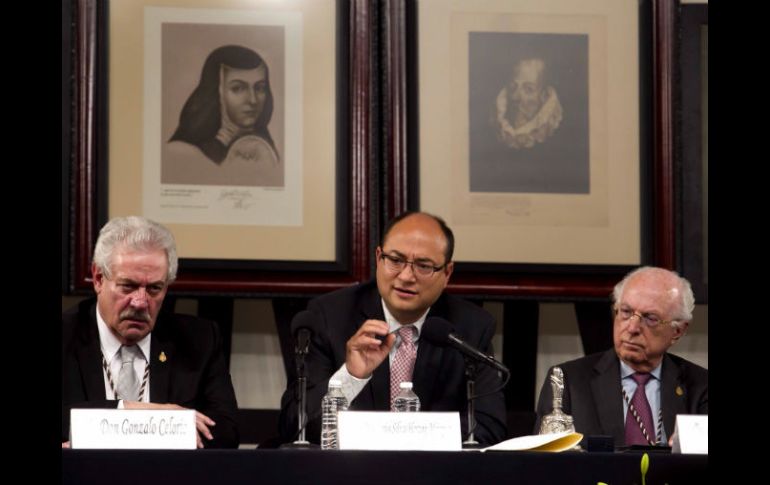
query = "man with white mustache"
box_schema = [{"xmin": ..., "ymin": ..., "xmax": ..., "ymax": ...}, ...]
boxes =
[{"xmin": 62, "ymin": 216, "xmax": 239, "ymax": 448}]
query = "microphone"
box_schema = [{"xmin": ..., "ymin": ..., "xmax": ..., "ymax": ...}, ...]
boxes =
[
  {"xmin": 422, "ymin": 316, "xmax": 510, "ymax": 448},
  {"xmin": 291, "ymin": 310, "xmax": 316, "ymax": 355},
  {"xmin": 422, "ymin": 317, "xmax": 509, "ymax": 374}
]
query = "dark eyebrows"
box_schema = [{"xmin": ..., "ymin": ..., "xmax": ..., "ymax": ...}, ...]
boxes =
[
  {"xmin": 382, "ymin": 249, "xmax": 439, "ymax": 266},
  {"xmin": 383, "ymin": 249, "xmax": 404, "ymax": 258}
]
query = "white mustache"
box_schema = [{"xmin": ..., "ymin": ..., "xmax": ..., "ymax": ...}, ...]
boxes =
[{"xmin": 120, "ymin": 310, "xmax": 150, "ymax": 323}]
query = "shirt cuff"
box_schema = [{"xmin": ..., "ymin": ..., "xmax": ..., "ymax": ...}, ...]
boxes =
[
  {"xmin": 117, "ymin": 400, "xmax": 125, "ymax": 409},
  {"xmin": 331, "ymin": 364, "xmax": 371, "ymax": 404}
]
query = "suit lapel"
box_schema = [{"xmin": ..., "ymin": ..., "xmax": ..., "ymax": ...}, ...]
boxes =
[
  {"xmin": 358, "ymin": 288, "xmax": 390, "ymax": 410},
  {"xmin": 371, "ymin": 358, "xmax": 390, "ymax": 410},
  {"xmin": 77, "ymin": 302, "xmax": 108, "ymax": 400},
  {"xmin": 412, "ymin": 304, "xmax": 447, "ymax": 409},
  {"xmin": 149, "ymin": 315, "xmax": 175, "ymax": 403},
  {"xmin": 660, "ymin": 354, "xmax": 685, "ymax": 438},
  {"xmin": 412, "ymin": 340, "xmax": 443, "ymax": 409},
  {"xmin": 591, "ymin": 350, "xmax": 625, "ymax": 445}
]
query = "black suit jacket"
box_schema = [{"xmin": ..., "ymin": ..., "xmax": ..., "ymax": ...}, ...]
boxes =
[
  {"xmin": 278, "ymin": 280, "xmax": 507, "ymax": 446},
  {"xmin": 533, "ymin": 349, "xmax": 708, "ymax": 447},
  {"xmin": 62, "ymin": 299, "xmax": 240, "ymax": 448}
]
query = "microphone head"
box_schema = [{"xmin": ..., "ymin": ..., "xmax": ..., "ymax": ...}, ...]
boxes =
[
  {"xmin": 290, "ymin": 310, "xmax": 316, "ymax": 336},
  {"xmin": 421, "ymin": 317, "xmax": 454, "ymax": 346}
]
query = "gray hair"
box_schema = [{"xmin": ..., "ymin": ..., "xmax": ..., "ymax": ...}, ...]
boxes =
[
  {"xmin": 612, "ymin": 266, "xmax": 695, "ymax": 328},
  {"xmin": 92, "ymin": 216, "xmax": 178, "ymax": 283}
]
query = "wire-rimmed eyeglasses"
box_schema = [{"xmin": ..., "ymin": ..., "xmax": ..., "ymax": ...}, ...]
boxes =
[{"xmin": 614, "ymin": 306, "xmax": 678, "ymax": 328}]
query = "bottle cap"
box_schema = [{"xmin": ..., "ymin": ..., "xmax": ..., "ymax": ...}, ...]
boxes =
[
  {"xmin": 399, "ymin": 381, "xmax": 413, "ymax": 389},
  {"xmin": 328, "ymin": 379, "xmax": 342, "ymax": 388}
]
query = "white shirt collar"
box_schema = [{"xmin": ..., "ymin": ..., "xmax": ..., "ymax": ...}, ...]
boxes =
[
  {"xmin": 620, "ymin": 359, "xmax": 662, "ymax": 381},
  {"xmin": 95, "ymin": 306, "xmax": 151, "ymax": 363},
  {"xmin": 380, "ymin": 299, "xmax": 430, "ymax": 341}
]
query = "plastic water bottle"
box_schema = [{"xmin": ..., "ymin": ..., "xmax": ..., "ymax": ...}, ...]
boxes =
[
  {"xmin": 320, "ymin": 379, "xmax": 349, "ymax": 449},
  {"xmin": 392, "ymin": 381, "xmax": 421, "ymax": 412}
]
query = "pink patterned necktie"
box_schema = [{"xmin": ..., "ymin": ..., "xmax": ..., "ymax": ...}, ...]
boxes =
[
  {"xmin": 625, "ymin": 372, "xmax": 655, "ymax": 445},
  {"xmin": 390, "ymin": 325, "xmax": 417, "ymax": 410}
]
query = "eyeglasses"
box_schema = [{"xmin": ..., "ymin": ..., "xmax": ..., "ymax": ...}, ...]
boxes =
[
  {"xmin": 379, "ymin": 253, "xmax": 447, "ymax": 278},
  {"xmin": 614, "ymin": 306, "xmax": 677, "ymax": 328}
]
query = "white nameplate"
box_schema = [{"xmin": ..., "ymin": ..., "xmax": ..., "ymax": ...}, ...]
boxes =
[
  {"xmin": 70, "ymin": 408, "xmax": 197, "ymax": 449},
  {"xmin": 671, "ymin": 414, "xmax": 708, "ymax": 454},
  {"xmin": 337, "ymin": 411, "xmax": 461, "ymax": 451}
]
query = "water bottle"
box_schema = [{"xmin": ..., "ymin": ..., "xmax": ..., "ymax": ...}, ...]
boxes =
[
  {"xmin": 320, "ymin": 379, "xmax": 349, "ymax": 449},
  {"xmin": 392, "ymin": 381, "xmax": 421, "ymax": 412}
]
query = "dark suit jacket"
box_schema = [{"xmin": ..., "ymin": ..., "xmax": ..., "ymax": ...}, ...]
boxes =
[
  {"xmin": 533, "ymin": 349, "xmax": 708, "ymax": 447},
  {"xmin": 62, "ymin": 298, "xmax": 240, "ymax": 448},
  {"xmin": 278, "ymin": 280, "xmax": 507, "ymax": 446}
]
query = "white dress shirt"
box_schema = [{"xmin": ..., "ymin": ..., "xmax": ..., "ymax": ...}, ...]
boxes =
[{"xmin": 330, "ymin": 301, "xmax": 429, "ymax": 404}]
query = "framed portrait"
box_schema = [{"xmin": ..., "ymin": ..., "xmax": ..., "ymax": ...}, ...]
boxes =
[
  {"xmin": 69, "ymin": 0, "xmax": 375, "ymax": 294},
  {"xmin": 383, "ymin": 0, "xmax": 677, "ymax": 297},
  {"xmin": 678, "ymin": 3, "xmax": 707, "ymax": 302}
]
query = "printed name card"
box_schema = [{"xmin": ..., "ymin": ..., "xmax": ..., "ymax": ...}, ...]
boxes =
[
  {"xmin": 70, "ymin": 408, "xmax": 197, "ymax": 449},
  {"xmin": 337, "ymin": 411, "xmax": 461, "ymax": 451},
  {"xmin": 671, "ymin": 414, "xmax": 708, "ymax": 454}
]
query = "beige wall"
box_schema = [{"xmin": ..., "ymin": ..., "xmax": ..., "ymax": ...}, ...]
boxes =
[{"xmin": 62, "ymin": 295, "xmax": 708, "ymax": 411}]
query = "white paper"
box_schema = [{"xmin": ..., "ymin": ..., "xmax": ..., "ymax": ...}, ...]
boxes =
[
  {"xmin": 337, "ymin": 411, "xmax": 461, "ymax": 451},
  {"xmin": 671, "ymin": 414, "xmax": 708, "ymax": 454},
  {"xmin": 70, "ymin": 408, "xmax": 197, "ymax": 449},
  {"xmin": 481, "ymin": 431, "xmax": 583, "ymax": 452}
]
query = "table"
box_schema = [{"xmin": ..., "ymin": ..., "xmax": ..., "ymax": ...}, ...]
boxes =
[{"xmin": 62, "ymin": 448, "xmax": 707, "ymax": 484}]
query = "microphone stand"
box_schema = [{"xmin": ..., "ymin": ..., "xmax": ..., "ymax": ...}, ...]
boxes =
[
  {"xmin": 462, "ymin": 357, "xmax": 482, "ymax": 449},
  {"xmin": 280, "ymin": 342, "xmax": 314, "ymax": 449},
  {"xmin": 294, "ymin": 353, "xmax": 310, "ymax": 446}
]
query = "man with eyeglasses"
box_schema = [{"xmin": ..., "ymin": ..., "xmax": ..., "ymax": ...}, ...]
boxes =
[
  {"xmin": 62, "ymin": 216, "xmax": 239, "ymax": 448},
  {"xmin": 279, "ymin": 211, "xmax": 507, "ymax": 446},
  {"xmin": 533, "ymin": 266, "xmax": 708, "ymax": 448}
]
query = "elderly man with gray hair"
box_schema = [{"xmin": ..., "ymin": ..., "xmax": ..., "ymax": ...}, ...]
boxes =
[
  {"xmin": 533, "ymin": 266, "xmax": 708, "ymax": 448},
  {"xmin": 62, "ymin": 216, "xmax": 239, "ymax": 448}
]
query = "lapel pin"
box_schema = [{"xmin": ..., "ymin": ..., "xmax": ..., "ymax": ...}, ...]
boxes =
[
  {"xmin": 159, "ymin": 351, "xmax": 167, "ymax": 362},
  {"xmin": 675, "ymin": 386, "xmax": 683, "ymax": 396}
]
